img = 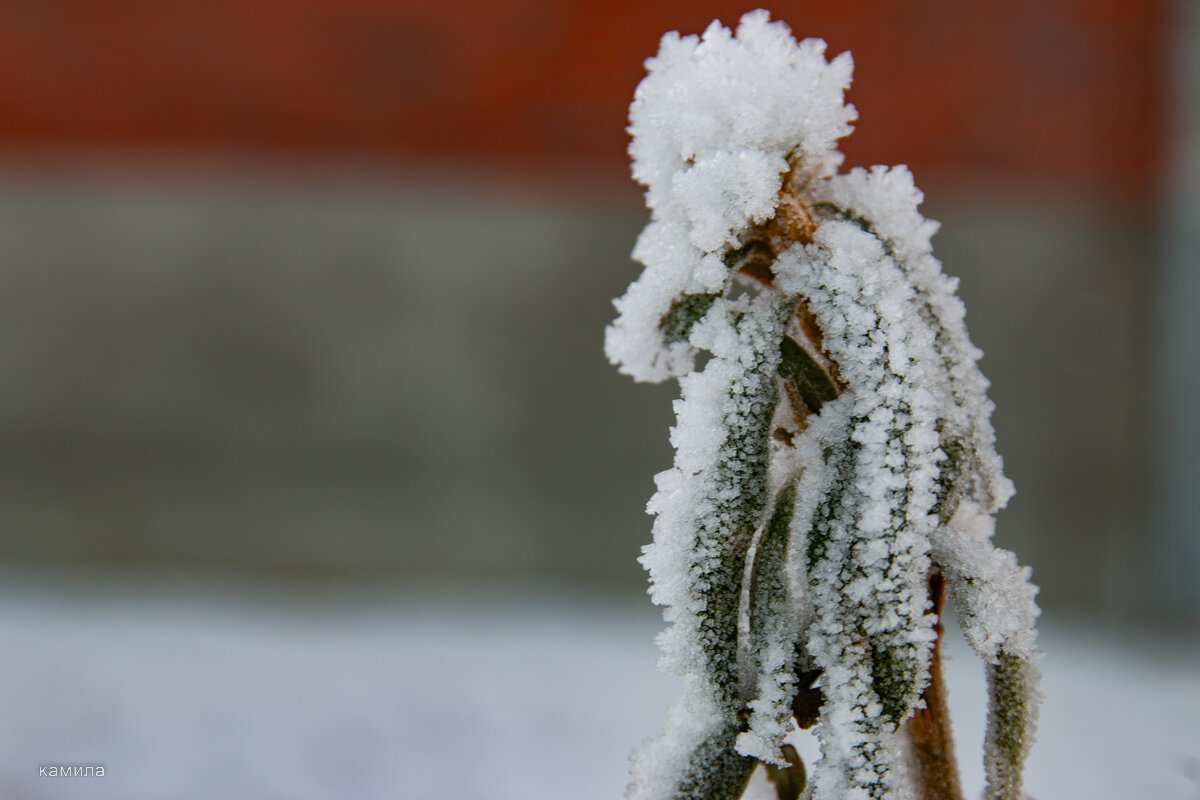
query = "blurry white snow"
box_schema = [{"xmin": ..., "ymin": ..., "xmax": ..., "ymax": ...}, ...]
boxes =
[{"xmin": 1, "ymin": 568, "xmax": 1197, "ymax": 800}]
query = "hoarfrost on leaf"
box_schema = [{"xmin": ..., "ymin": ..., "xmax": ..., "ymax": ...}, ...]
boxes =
[{"xmin": 609, "ymin": 10, "xmax": 1041, "ymax": 800}]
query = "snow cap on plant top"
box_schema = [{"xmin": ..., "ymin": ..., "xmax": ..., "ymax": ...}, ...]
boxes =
[{"xmin": 608, "ymin": 10, "xmax": 855, "ymax": 383}]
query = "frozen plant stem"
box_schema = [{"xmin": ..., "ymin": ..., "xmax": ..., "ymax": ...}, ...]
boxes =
[
  {"xmin": 905, "ymin": 569, "xmax": 964, "ymax": 800},
  {"xmin": 606, "ymin": 12, "xmax": 1041, "ymax": 800}
]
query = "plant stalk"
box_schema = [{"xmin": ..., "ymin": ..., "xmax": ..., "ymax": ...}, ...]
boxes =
[{"xmin": 905, "ymin": 567, "xmax": 965, "ymax": 800}]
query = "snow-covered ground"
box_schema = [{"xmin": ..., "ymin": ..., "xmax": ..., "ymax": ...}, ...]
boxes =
[{"xmin": 1, "ymin": 569, "xmax": 1196, "ymax": 800}]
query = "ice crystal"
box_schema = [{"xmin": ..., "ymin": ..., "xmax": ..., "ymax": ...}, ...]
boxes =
[{"xmin": 608, "ymin": 11, "xmax": 1041, "ymax": 800}]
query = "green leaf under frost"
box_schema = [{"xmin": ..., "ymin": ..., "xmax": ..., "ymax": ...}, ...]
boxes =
[
  {"xmin": 672, "ymin": 726, "xmax": 757, "ymax": 800},
  {"xmin": 806, "ymin": 439, "xmax": 858, "ymax": 573},
  {"xmin": 765, "ymin": 744, "xmax": 806, "ymax": 800},
  {"xmin": 721, "ymin": 241, "xmax": 771, "ymax": 270},
  {"xmin": 803, "ymin": 413, "xmax": 928, "ymax": 797},
  {"xmin": 742, "ymin": 481, "xmax": 801, "ymax": 762},
  {"xmin": 660, "ymin": 293, "xmax": 721, "ymax": 345},
  {"xmin": 813, "ymin": 202, "xmax": 890, "ymax": 256},
  {"xmin": 985, "ymin": 650, "xmax": 1038, "ymax": 800},
  {"xmin": 778, "ymin": 336, "xmax": 838, "ymax": 415},
  {"xmin": 687, "ymin": 305, "xmax": 789, "ymax": 717},
  {"xmin": 749, "ymin": 482, "xmax": 797, "ymax": 648},
  {"xmin": 697, "ymin": 388, "xmax": 780, "ymax": 710},
  {"xmin": 932, "ymin": 435, "xmax": 967, "ymax": 525},
  {"xmin": 870, "ymin": 643, "xmax": 920, "ymax": 727}
]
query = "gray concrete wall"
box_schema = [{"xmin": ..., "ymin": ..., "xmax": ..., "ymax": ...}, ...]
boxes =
[
  {"xmin": 1156, "ymin": 0, "xmax": 1200, "ymax": 611},
  {"xmin": 0, "ymin": 170, "xmax": 1165, "ymax": 617}
]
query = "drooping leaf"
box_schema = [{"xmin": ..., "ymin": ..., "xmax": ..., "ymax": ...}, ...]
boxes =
[
  {"xmin": 739, "ymin": 481, "xmax": 802, "ymax": 763},
  {"xmin": 659, "ymin": 292, "xmax": 721, "ymax": 345},
  {"xmin": 765, "ymin": 744, "xmax": 807, "ymax": 800},
  {"xmin": 778, "ymin": 335, "xmax": 838, "ymax": 416},
  {"xmin": 932, "ymin": 435, "xmax": 968, "ymax": 525},
  {"xmin": 984, "ymin": 650, "xmax": 1039, "ymax": 800}
]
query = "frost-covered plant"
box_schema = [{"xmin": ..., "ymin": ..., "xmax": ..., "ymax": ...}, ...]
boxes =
[{"xmin": 606, "ymin": 12, "xmax": 1041, "ymax": 800}]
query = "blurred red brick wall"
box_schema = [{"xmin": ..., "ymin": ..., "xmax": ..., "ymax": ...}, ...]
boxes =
[{"xmin": 0, "ymin": 0, "xmax": 1165, "ymax": 201}]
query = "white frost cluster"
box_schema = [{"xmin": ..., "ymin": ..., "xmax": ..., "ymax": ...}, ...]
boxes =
[
  {"xmin": 606, "ymin": 9, "xmax": 855, "ymax": 383},
  {"xmin": 609, "ymin": 11, "xmax": 1041, "ymax": 800}
]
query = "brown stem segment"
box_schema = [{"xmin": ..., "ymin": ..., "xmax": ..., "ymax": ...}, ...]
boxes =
[{"xmin": 905, "ymin": 567, "xmax": 965, "ymax": 800}]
